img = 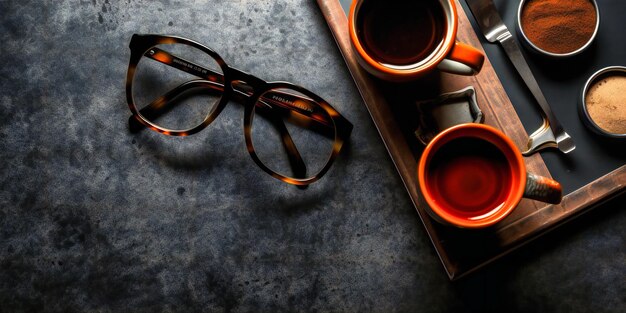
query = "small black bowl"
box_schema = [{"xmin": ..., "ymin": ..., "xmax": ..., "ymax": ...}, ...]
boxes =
[{"xmin": 579, "ymin": 66, "xmax": 626, "ymax": 139}]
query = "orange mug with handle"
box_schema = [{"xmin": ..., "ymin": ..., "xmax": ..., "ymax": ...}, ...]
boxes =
[
  {"xmin": 349, "ymin": 0, "xmax": 485, "ymax": 81},
  {"xmin": 417, "ymin": 124, "xmax": 562, "ymax": 228}
]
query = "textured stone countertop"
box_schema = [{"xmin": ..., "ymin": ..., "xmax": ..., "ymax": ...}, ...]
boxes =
[{"xmin": 0, "ymin": 1, "xmax": 624, "ymax": 312}]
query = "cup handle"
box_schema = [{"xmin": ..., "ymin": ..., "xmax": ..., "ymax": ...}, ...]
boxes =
[
  {"xmin": 523, "ymin": 173, "xmax": 563, "ymax": 204},
  {"xmin": 437, "ymin": 41, "xmax": 485, "ymax": 76}
]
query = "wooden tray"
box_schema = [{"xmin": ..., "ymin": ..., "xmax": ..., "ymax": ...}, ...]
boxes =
[{"xmin": 317, "ymin": 0, "xmax": 626, "ymax": 280}]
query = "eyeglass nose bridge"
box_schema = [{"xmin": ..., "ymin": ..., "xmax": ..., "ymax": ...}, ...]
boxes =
[{"xmin": 225, "ymin": 67, "xmax": 267, "ymax": 98}]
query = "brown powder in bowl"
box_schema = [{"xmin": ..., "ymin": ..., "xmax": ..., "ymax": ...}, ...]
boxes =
[
  {"xmin": 521, "ymin": 0, "xmax": 597, "ymax": 54},
  {"xmin": 585, "ymin": 74, "xmax": 626, "ymax": 134}
]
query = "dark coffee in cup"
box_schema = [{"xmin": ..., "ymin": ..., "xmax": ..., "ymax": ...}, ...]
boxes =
[
  {"xmin": 427, "ymin": 137, "xmax": 512, "ymax": 217},
  {"xmin": 355, "ymin": 1, "xmax": 447, "ymax": 66},
  {"xmin": 349, "ymin": 0, "xmax": 485, "ymax": 81}
]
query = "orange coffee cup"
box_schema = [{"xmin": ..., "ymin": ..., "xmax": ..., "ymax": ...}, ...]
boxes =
[
  {"xmin": 417, "ymin": 124, "xmax": 562, "ymax": 228},
  {"xmin": 349, "ymin": 0, "xmax": 485, "ymax": 81}
]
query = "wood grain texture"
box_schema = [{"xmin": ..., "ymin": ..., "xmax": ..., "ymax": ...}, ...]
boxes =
[{"xmin": 317, "ymin": 0, "xmax": 626, "ymax": 280}]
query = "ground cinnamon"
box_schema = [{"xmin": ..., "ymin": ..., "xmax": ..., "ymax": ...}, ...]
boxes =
[
  {"xmin": 585, "ymin": 74, "xmax": 626, "ymax": 134},
  {"xmin": 521, "ymin": 0, "xmax": 597, "ymax": 54}
]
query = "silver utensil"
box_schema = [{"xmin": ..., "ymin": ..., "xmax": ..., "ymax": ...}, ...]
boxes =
[{"xmin": 465, "ymin": 0, "xmax": 575, "ymax": 155}]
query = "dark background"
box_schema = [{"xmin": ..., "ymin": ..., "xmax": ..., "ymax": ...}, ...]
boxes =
[{"xmin": 0, "ymin": 0, "xmax": 624, "ymax": 312}]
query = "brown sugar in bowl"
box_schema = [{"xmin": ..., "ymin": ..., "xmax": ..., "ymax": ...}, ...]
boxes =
[
  {"xmin": 517, "ymin": 0, "xmax": 600, "ymax": 57},
  {"xmin": 579, "ymin": 66, "xmax": 626, "ymax": 139}
]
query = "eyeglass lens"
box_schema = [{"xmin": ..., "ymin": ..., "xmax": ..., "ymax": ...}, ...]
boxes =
[{"xmin": 132, "ymin": 43, "xmax": 223, "ymax": 131}]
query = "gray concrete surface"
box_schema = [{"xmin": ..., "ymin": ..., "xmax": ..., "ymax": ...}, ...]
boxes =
[{"xmin": 0, "ymin": 1, "xmax": 624, "ymax": 312}]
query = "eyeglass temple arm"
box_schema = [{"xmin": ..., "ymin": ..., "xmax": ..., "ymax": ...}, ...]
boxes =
[
  {"xmin": 131, "ymin": 80, "xmax": 222, "ymax": 124},
  {"xmin": 144, "ymin": 48, "xmax": 334, "ymax": 129},
  {"xmin": 130, "ymin": 80, "xmax": 309, "ymax": 184},
  {"xmin": 268, "ymin": 113, "xmax": 308, "ymax": 185}
]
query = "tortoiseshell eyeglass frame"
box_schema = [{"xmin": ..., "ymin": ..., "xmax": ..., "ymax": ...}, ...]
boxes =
[{"xmin": 126, "ymin": 34, "xmax": 353, "ymax": 186}]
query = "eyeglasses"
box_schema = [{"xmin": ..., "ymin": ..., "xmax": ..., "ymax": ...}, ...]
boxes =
[{"xmin": 125, "ymin": 34, "xmax": 353, "ymax": 186}]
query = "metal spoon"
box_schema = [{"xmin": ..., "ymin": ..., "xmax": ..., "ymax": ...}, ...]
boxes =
[{"xmin": 465, "ymin": 0, "xmax": 575, "ymax": 155}]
